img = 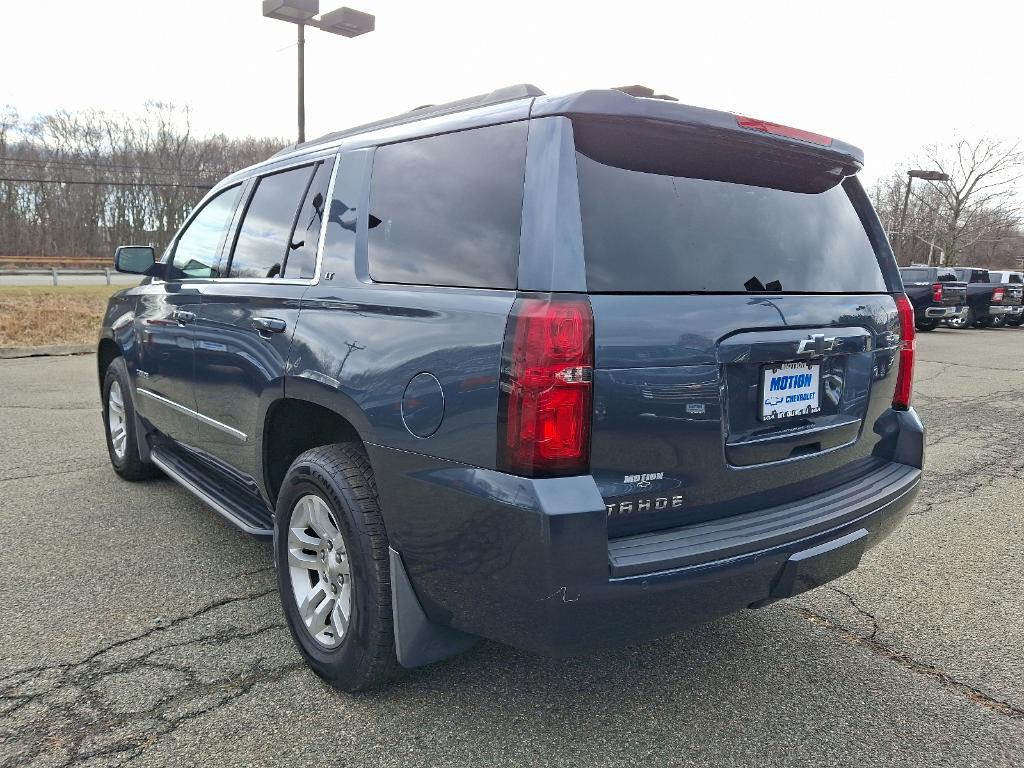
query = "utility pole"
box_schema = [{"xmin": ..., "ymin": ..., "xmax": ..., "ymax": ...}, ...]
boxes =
[
  {"xmin": 263, "ymin": 2, "xmax": 376, "ymax": 145},
  {"xmin": 895, "ymin": 169, "xmax": 950, "ymax": 262}
]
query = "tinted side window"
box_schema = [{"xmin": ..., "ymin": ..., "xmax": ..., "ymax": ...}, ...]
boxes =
[
  {"xmin": 320, "ymin": 152, "xmax": 369, "ymax": 279},
  {"xmin": 1011, "ymin": 274, "xmax": 1023, "ymax": 284},
  {"xmin": 171, "ymin": 185, "xmax": 243, "ymax": 279},
  {"xmin": 367, "ymin": 122, "xmax": 528, "ymax": 289},
  {"xmin": 282, "ymin": 159, "xmax": 334, "ymax": 279},
  {"xmin": 230, "ymin": 165, "xmax": 315, "ymax": 279}
]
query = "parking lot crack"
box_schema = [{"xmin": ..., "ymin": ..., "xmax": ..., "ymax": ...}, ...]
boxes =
[
  {"xmin": 826, "ymin": 586, "xmax": 879, "ymax": 639},
  {"xmin": 0, "ymin": 587, "xmax": 287, "ymax": 767},
  {"xmin": 795, "ymin": 605, "xmax": 1024, "ymax": 722}
]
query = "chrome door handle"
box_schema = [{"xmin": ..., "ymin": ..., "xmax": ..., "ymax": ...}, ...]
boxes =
[
  {"xmin": 252, "ymin": 317, "xmax": 287, "ymax": 336},
  {"xmin": 171, "ymin": 309, "xmax": 196, "ymax": 324}
]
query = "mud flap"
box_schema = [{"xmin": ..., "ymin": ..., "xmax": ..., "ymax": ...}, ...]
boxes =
[
  {"xmin": 769, "ymin": 527, "xmax": 869, "ymax": 600},
  {"xmin": 389, "ymin": 547, "xmax": 478, "ymax": 668}
]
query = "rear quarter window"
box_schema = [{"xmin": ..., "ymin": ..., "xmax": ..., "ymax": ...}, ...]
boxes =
[
  {"xmin": 575, "ymin": 134, "xmax": 887, "ymax": 294},
  {"xmin": 367, "ymin": 122, "xmax": 528, "ymax": 289}
]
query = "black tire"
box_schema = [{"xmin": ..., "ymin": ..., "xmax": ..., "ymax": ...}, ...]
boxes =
[
  {"xmin": 946, "ymin": 308, "xmax": 973, "ymax": 329},
  {"xmin": 102, "ymin": 357, "xmax": 159, "ymax": 481},
  {"xmin": 975, "ymin": 315, "xmax": 995, "ymax": 328},
  {"xmin": 990, "ymin": 315, "xmax": 1007, "ymax": 328},
  {"xmin": 274, "ymin": 443, "xmax": 398, "ymax": 691},
  {"xmin": 915, "ymin": 319, "xmax": 940, "ymax": 332},
  {"xmin": 1006, "ymin": 315, "xmax": 1024, "ymax": 327}
]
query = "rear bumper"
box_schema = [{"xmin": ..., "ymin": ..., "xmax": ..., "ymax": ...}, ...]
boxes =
[
  {"xmin": 370, "ymin": 409, "xmax": 925, "ymax": 658},
  {"xmin": 924, "ymin": 305, "xmax": 966, "ymax": 318},
  {"xmin": 983, "ymin": 305, "xmax": 1020, "ymax": 317}
]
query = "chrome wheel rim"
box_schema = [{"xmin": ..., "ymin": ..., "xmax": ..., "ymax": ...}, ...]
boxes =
[
  {"xmin": 287, "ymin": 494, "xmax": 352, "ymax": 648},
  {"xmin": 107, "ymin": 381, "xmax": 127, "ymax": 459}
]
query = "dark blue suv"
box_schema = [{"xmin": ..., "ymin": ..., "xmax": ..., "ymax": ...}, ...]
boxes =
[{"xmin": 99, "ymin": 84, "xmax": 924, "ymax": 690}]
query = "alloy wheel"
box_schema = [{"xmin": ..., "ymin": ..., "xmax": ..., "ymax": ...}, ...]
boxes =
[
  {"xmin": 287, "ymin": 494, "xmax": 353, "ymax": 648},
  {"xmin": 107, "ymin": 380, "xmax": 128, "ymax": 459}
]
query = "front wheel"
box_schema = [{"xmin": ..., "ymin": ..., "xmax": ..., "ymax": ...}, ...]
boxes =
[{"xmin": 275, "ymin": 443, "xmax": 398, "ymax": 691}]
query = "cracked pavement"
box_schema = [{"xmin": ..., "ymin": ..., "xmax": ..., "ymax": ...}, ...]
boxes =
[{"xmin": 1, "ymin": 330, "xmax": 1023, "ymax": 767}]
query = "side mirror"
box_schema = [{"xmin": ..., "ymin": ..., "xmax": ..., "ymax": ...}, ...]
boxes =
[{"xmin": 114, "ymin": 245, "xmax": 156, "ymax": 275}]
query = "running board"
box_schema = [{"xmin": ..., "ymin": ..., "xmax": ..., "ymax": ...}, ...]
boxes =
[{"xmin": 151, "ymin": 448, "xmax": 273, "ymax": 537}]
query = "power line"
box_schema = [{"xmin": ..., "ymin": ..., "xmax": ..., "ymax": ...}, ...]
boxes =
[
  {"xmin": 0, "ymin": 176, "xmax": 212, "ymax": 190},
  {"xmin": 0, "ymin": 154, "xmax": 226, "ymax": 178}
]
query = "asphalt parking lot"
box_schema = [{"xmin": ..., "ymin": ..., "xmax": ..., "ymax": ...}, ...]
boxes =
[{"xmin": 1, "ymin": 327, "xmax": 1022, "ymax": 768}]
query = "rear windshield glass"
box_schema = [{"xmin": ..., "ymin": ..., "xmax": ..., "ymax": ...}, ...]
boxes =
[
  {"xmin": 900, "ymin": 269, "xmax": 930, "ymax": 282},
  {"xmin": 575, "ymin": 130, "xmax": 887, "ymax": 294}
]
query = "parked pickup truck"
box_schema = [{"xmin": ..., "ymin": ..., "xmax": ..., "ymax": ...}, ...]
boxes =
[
  {"xmin": 989, "ymin": 271, "xmax": 1024, "ymax": 327},
  {"xmin": 947, "ymin": 267, "xmax": 1024, "ymax": 328},
  {"xmin": 898, "ymin": 266, "xmax": 968, "ymax": 331}
]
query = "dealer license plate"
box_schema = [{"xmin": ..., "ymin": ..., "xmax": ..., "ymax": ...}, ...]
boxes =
[{"xmin": 761, "ymin": 362, "xmax": 821, "ymax": 421}]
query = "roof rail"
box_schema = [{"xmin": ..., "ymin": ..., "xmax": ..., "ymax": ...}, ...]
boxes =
[
  {"xmin": 271, "ymin": 83, "xmax": 544, "ymax": 158},
  {"xmin": 612, "ymin": 84, "xmax": 679, "ymax": 102}
]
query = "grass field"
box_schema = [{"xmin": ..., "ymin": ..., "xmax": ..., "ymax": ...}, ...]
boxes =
[{"xmin": 0, "ymin": 284, "xmax": 123, "ymax": 348}]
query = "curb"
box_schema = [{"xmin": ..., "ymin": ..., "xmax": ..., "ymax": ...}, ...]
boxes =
[{"xmin": 0, "ymin": 344, "xmax": 94, "ymax": 359}]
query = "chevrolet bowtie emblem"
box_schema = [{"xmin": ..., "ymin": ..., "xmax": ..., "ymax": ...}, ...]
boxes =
[{"xmin": 796, "ymin": 334, "xmax": 838, "ymax": 356}]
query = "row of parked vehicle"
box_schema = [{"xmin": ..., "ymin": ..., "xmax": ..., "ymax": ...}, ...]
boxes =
[{"xmin": 899, "ymin": 266, "xmax": 1024, "ymax": 331}]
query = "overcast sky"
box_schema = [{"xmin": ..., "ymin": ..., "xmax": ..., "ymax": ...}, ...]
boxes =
[{"xmin": 2, "ymin": 0, "xmax": 1021, "ymax": 186}]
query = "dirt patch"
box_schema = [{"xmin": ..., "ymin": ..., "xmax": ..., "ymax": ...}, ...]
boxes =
[{"xmin": 0, "ymin": 285, "xmax": 122, "ymax": 347}]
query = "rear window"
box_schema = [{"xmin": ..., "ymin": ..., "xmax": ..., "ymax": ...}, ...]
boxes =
[
  {"xmin": 575, "ymin": 128, "xmax": 887, "ymax": 294},
  {"xmin": 367, "ymin": 122, "xmax": 527, "ymax": 289},
  {"xmin": 900, "ymin": 268, "xmax": 931, "ymax": 282}
]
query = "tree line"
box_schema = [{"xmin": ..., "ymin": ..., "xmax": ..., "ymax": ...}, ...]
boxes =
[
  {"xmin": 1, "ymin": 104, "xmax": 1021, "ymax": 270},
  {"xmin": 0, "ymin": 103, "xmax": 285, "ymax": 259},
  {"xmin": 867, "ymin": 137, "xmax": 1022, "ymax": 268}
]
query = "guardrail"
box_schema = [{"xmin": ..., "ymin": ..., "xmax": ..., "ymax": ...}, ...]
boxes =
[
  {"xmin": 0, "ymin": 256, "xmax": 112, "ymax": 268},
  {"xmin": 0, "ymin": 267, "xmax": 118, "ymax": 285}
]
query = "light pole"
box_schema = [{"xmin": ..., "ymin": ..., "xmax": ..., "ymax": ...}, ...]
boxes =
[
  {"xmin": 262, "ymin": 1, "xmax": 375, "ymax": 144},
  {"xmin": 896, "ymin": 169, "xmax": 950, "ymax": 263}
]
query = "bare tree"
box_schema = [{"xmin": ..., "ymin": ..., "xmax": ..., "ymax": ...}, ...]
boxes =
[
  {"xmin": 924, "ymin": 137, "xmax": 1024, "ymax": 265},
  {"xmin": 870, "ymin": 137, "xmax": 1024, "ymax": 268}
]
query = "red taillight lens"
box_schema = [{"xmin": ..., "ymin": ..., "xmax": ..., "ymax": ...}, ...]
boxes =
[
  {"xmin": 993, "ymin": 287, "xmax": 1005, "ymax": 303},
  {"xmin": 735, "ymin": 115, "xmax": 833, "ymax": 146},
  {"xmin": 498, "ymin": 296, "xmax": 593, "ymax": 477},
  {"xmin": 932, "ymin": 282, "xmax": 943, "ymax": 302},
  {"xmin": 893, "ymin": 294, "xmax": 915, "ymax": 410}
]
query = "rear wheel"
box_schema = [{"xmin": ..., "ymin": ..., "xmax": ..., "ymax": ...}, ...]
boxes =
[
  {"xmin": 946, "ymin": 309, "xmax": 973, "ymax": 329},
  {"xmin": 915, "ymin": 319, "xmax": 940, "ymax": 332},
  {"xmin": 990, "ymin": 315, "xmax": 1007, "ymax": 328},
  {"xmin": 102, "ymin": 357, "xmax": 158, "ymax": 481},
  {"xmin": 1006, "ymin": 315, "xmax": 1024, "ymax": 327},
  {"xmin": 275, "ymin": 443, "xmax": 397, "ymax": 691}
]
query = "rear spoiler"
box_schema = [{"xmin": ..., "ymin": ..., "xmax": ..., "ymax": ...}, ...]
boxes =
[{"xmin": 531, "ymin": 89, "xmax": 864, "ymax": 176}]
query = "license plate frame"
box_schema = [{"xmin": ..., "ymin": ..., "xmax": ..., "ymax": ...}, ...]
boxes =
[{"xmin": 760, "ymin": 361, "xmax": 822, "ymax": 421}]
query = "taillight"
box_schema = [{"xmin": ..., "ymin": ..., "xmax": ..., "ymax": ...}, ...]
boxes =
[
  {"xmin": 735, "ymin": 115, "xmax": 833, "ymax": 146},
  {"xmin": 932, "ymin": 282, "xmax": 943, "ymax": 302},
  {"xmin": 993, "ymin": 287, "xmax": 1005, "ymax": 303},
  {"xmin": 498, "ymin": 296, "xmax": 593, "ymax": 477},
  {"xmin": 893, "ymin": 295, "xmax": 915, "ymax": 410}
]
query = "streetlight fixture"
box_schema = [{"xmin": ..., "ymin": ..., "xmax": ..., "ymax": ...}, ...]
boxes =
[
  {"xmin": 896, "ymin": 168, "xmax": 950, "ymax": 262},
  {"xmin": 262, "ymin": 1, "xmax": 375, "ymax": 144}
]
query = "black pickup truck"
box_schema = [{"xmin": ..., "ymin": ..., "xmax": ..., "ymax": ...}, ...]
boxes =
[
  {"xmin": 949, "ymin": 267, "xmax": 1024, "ymax": 328},
  {"xmin": 898, "ymin": 266, "xmax": 968, "ymax": 331}
]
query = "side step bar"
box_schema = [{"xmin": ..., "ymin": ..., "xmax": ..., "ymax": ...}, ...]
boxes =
[{"xmin": 150, "ymin": 448, "xmax": 273, "ymax": 537}]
